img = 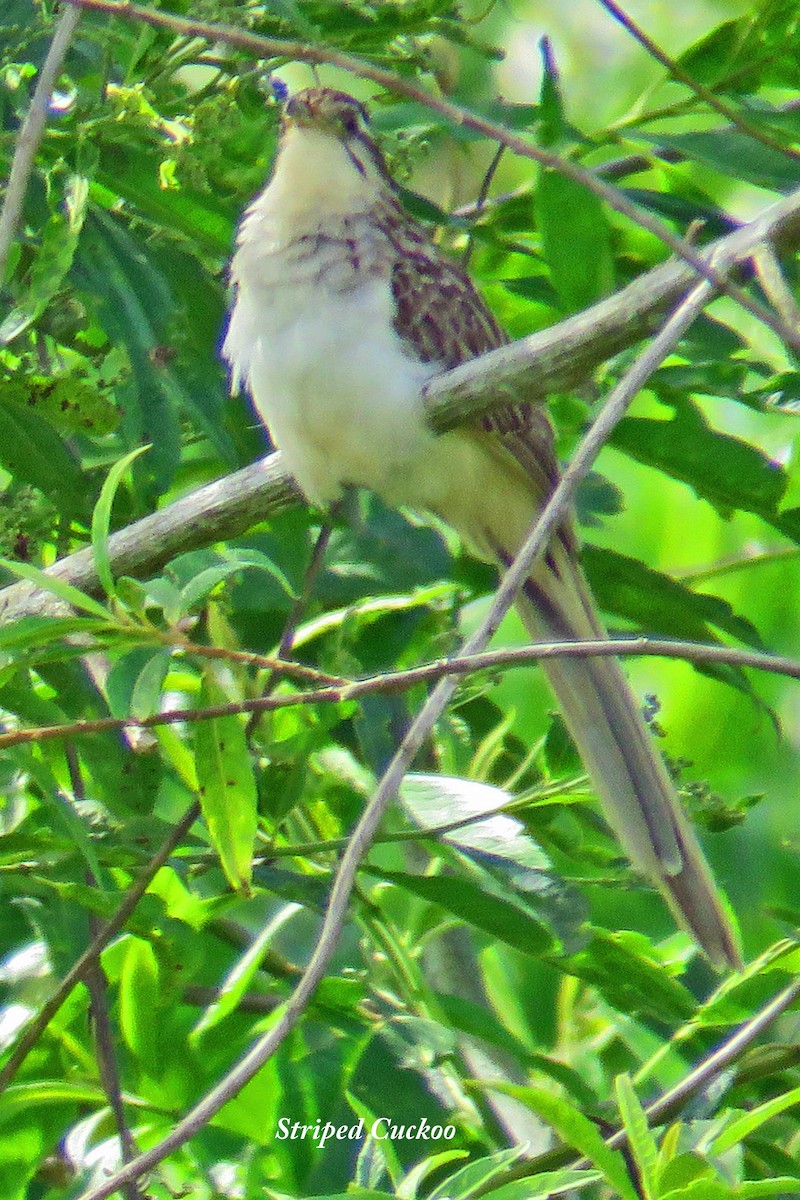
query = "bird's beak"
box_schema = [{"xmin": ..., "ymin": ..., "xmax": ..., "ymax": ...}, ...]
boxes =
[{"xmin": 283, "ymin": 94, "xmax": 322, "ymax": 131}]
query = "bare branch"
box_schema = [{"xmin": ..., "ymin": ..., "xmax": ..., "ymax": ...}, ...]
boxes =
[
  {"xmin": 0, "ymin": 6, "xmax": 82, "ymax": 283},
  {"xmin": 1, "ymin": 634, "xmax": 798, "ymax": 753}
]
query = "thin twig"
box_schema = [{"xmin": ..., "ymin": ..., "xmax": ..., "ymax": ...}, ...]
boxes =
[
  {"xmin": 64, "ymin": 745, "xmax": 141, "ymax": 1196},
  {"xmin": 60, "ymin": 0, "xmax": 800, "ymax": 355},
  {"xmin": 277, "ymin": 517, "xmax": 334, "ymax": 662},
  {"xmin": 0, "ymin": 802, "xmax": 199, "ymax": 1096},
  {"xmin": 635, "ymin": 978, "xmax": 800, "ymax": 1131},
  {"xmin": 462, "ymin": 142, "xmax": 505, "ymax": 269},
  {"xmin": 595, "ymin": 0, "xmax": 800, "ymax": 163},
  {"xmin": 72, "ymin": 271, "xmax": 719, "ymax": 1200},
  {"xmin": 0, "ymin": 5, "xmax": 82, "ymax": 283},
  {"xmin": 679, "ymin": 546, "xmax": 800, "ymax": 586},
  {"xmin": 1, "ymin": 632, "xmax": 798, "ymax": 752}
]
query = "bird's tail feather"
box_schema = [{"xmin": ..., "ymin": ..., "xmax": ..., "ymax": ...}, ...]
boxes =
[{"xmin": 511, "ymin": 545, "xmax": 741, "ymax": 970}]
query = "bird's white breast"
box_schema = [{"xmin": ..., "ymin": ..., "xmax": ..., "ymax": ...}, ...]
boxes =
[{"xmin": 223, "ymin": 158, "xmax": 458, "ymax": 510}]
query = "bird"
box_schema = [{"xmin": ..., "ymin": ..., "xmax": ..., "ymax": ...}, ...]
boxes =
[{"xmin": 222, "ymin": 86, "xmax": 741, "ymax": 970}]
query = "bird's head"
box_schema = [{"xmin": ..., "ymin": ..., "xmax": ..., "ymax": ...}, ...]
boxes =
[{"xmin": 278, "ymin": 87, "xmax": 392, "ymax": 190}]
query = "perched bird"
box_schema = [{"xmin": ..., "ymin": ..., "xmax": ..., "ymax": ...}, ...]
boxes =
[{"xmin": 223, "ymin": 86, "xmax": 740, "ymax": 969}]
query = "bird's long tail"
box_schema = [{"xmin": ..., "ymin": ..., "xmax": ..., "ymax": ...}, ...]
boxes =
[{"xmin": 504, "ymin": 539, "xmax": 741, "ymax": 970}]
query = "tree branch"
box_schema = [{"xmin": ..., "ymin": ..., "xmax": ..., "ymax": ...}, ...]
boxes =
[{"xmin": 1, "ymin": 634, "xmax": 798, "ymax": 753}]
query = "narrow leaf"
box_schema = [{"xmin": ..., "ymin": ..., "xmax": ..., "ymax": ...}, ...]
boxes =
[
  {"xmin": 474, "ymin": 1083, "xmax": 638, "ymax": 1200},
  {"xmin": 92, "ymin": 444, "xmax": 151, "ymax": 599},
  {"xmin": 710, "ymin": 1084, "xmax": 800, "ymax": 1155},
  {"xmin": 190, "ymin": 902, "xmax": 300, "ymax": 1039},
  {"xmin": 537, "ymin": 170, "xmax": 614, "ymax": 312},
  {"xmin": 0, "ymin": 558, "xmax": 111, "ymax": 619},
  {"xmin": 615, "ymin": 1074, "xmax": 658, "ymax": 1198},
  {"xmin": 368, "ymin": 868, "xmax": 554, "ymax": 956},
  {"xmin": 194, "ymin": 667, "xmax": 258, "ymax": 892},
  {"xmin": 119, "ymin": 936, "xmax": 160, "ymax": 1071}
]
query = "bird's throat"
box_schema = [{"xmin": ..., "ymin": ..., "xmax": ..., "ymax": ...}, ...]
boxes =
[{"xmin": 254, "ymin": 125, "xmax": 385, "ymax": 243}]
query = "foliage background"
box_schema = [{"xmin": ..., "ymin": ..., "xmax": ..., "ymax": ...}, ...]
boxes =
[{"xmin": 1, "ymin": 0, "xmax": 800, "ymax": 1197}]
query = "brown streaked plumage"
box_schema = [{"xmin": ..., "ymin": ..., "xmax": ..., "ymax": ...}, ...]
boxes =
[{"xmin": 223, "ymin": 87, "xmax": 741, "ymax": 969}]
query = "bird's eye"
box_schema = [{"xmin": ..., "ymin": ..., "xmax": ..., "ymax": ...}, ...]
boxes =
[{"xmin": 342, "ymin": 112, "xmax": 360, "ymax": 134}]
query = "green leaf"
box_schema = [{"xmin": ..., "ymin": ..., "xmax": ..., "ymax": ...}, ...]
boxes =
[
  {"xmin": 710, "ymin": 1084, "xmax": 800, "ymax": 1155},
  {"xmin": 190, "ymin": 901, "xmax": 300, "ymax": 1039},
  {"xmin": 0, "ymin": 177, "xmax": 88, "ymax": 344},
  {"xmin": 72, "ymin": 208, "xmax": 183, "ymax": 496},
  {"xmin": 367, "ymin": 868, "xmax": 555, "ymax": 956},
  {"xmin": 0, "ymin": 374, "xmax": 120, "ymax": 436},
  {"xmin": 130, "ymin": 649, "xmax": 173, "ymax": 720},
  {"xmin": 118, "ymin": 935, "xmax": 160, "ymax": 1071},
  {"xmin": 0, "ymin": 397, "xmax": 90, "ymax": 520},
  {"xmin": 635, "ymin": 129, "xmax": 800, "ymax": 192},
  {"xmin": 611, "ymin": 398, "xmax": 789, "ymax": 528},
  {"xmin": 480, "ymin": 1171, "xmax": 603, "ymax": 1200},
  {"xmin": 659, "ymin": 1183, "xmax": 729, "ymax": 1200},
  {"xmin": 536, "ymin": 170, "xmax": 614, "ymax": 312},
  {"xmin": 194, "ymin": 667, "xmax": 258, "ymax": 892},
  {"xmin": 538, "ymin": 36, "xmax": 567, "ymax": 148},
  {"xmin": 91, "ymin": 153, "xmax": 235, "ymax": 253},
  {"xmin": 426, "ymin": 1146, "xmax": 525, "ymax": 1200},
  {"xmin": 614, "ymin": 1074, "xmax": 658, "ymax": 1198},
  {"xmin": 585, "ymin": 546, "xmax": 764, "ymax": 647},
  {"xmin": 473, "ymin": 1083, "xmax": 638, "ymax": 1200},
  {"xmin": 733, "ymin": 1182, "xmax": 800, "ymax": 1198},
  {"xmin": 251, "ymin": 865, "xmax": 331, "ymax": 910},
  {"xmin": 439, "ymin": 992, "xmax": 596, "ymax": 1105},
  {"xmin": 565, "ymin": 929, "xmax": 697, "ymax": 1023},
  {"xmin": 0, "ymin": 558, "xmax": 111, "ymax": 620},
  {"xmin": 105, "ymin": 646, "xmax": 170, "ymax": 718},
  {"xmin": 583, "ymin": 546, "xmax": 769, "ymax": 704},
  {"xmin": 92, "ymin": 444, "xmax": 151, "ymax": 599},
  {"xmin": 397, "ymin": 1150, "xmax": 469, "ymax": 1200},
  {"xmin": 676, "ymin": 18, "xmax": 749, "ymax": 87},
  {"xmin": 399, "ymin": 774, "xmax": 551, "ymax": 869},
  {"xmin": 0, "ymin": 615, "xmax": 102, "ymax": 651}
]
